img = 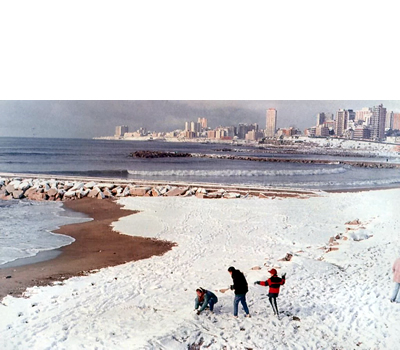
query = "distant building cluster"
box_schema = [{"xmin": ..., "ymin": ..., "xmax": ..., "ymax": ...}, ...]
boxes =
[
  {"xmin": 112, "ymin": 103, "xmax": 400, "ymax": 144},
  {"xmin": 307, "ymin": 104, "xmax": 400, "ymax": 142}
]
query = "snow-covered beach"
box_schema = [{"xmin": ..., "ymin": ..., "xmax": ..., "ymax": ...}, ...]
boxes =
[{"xmin": 1, "ymin": 188, "xmax": 400, "ymax": 349}]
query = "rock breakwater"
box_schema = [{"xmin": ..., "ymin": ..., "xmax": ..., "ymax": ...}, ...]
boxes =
[
  {"xmin": 0, "ymin": 175, "xmax": 317, "ymax": 202},
  {"xmin": 196, "ymin": 154, "xmax": 400, "ymax": 168},
  {"xmin": 130, "ymin": 151, "xmax": 192, "ymax": 158},
  {"xmin": 129, "ymin": 150, "xmax": 400, "ymax": 168}
]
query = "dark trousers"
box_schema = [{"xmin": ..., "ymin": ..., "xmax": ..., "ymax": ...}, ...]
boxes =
[{"xmin": 268, "ymin": 293, "xmax": 279, "ymax": 315}]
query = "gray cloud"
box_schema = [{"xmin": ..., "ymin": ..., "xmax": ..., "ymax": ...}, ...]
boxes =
[{"xmin": 1, "ymin": 100, "xmax": 400, "ymax": 138}]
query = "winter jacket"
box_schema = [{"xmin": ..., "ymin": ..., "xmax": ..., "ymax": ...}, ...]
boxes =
[
  {"xmin": 195, "ymin": 290, "xmax": 218, "ymax": 312},
  {"xmin": 258, "ymin": 274, "xmax": 285, "ymax": 294},
  {"xmin": 393, "ymin": 258, "xmax": 400, "ymax": 283},
  {"xmin": 230, "ymin": 269, "xmax": 249, "ymax": 295}
]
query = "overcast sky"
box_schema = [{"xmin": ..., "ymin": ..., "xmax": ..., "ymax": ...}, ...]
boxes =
[
  {"xmin": 1, "ymin": 100, "xmax": 400, "ymax": 139},
  {"xmin": 1, "ymin": 4, "xmax": 399, "ymax": 139}
]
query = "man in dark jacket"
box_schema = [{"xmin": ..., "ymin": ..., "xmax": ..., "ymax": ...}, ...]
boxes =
[
  {"xmin": 228, "ymin": 266, "xmax": 251, "ymax": 318},
  {"xmin": 254, "ymin": 268, "xmax": 286, "ymax": 317}
]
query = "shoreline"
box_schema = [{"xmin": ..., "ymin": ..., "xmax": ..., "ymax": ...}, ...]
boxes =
[
  {"xmin": 0, "ymin": 198, "xmax": 175, "ymax": 300},
  {"xmin": 1, "ymin": 177, "xmax": 400, "ymax": 300}
]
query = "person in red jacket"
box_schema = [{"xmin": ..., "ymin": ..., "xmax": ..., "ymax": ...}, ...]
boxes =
[{"xmin": 254, "ymin": 268, "xmax": 286, "ymax": 316}]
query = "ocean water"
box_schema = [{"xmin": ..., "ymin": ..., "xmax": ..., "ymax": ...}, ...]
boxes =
[
  {"xmin": 1, "ymin": 137, "xmax": 400, "ymax": 190},
  {"xmin": 1, "ymin": 137, "xmax": 400, "ymax": 267},
  {"xmin": 0, "ymin": 199, "xmax": 91, "ymax": 266}
]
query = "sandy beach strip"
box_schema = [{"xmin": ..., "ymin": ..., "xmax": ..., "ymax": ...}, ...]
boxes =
[{"xmin": 0, "ymin": 198, "xmax": 175, "ymax": 300}]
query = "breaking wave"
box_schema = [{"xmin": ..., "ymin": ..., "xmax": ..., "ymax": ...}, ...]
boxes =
[
  {"xmin": 279, "ymin": 177, "xmax": 400, "ymax": 189},
  {"xmin": 47, "ymin": 169, "xmax": 130, "ymax": 177},
  {"xmin": 127, "ymin": 167, "xmax": 348, "ymax": 177}
]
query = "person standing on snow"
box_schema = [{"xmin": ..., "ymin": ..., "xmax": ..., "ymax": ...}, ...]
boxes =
[
  {"xmin": 391, "ymin": 257, "xmax": 400, "ymax": 303},
  {"xmin": 254, "ymin": 268, "xmax": 286, "ymax": 316},
  {"xmin": 228, "ymin": 266, "xmax": 251, "ymax": 318},
  {"xmin": 194, "ymin": 287, "xmax": 218, "ymax": 315}
]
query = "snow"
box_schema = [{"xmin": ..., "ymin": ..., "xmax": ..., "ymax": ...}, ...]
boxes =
[
  {"xmin": 295, "ymin": 136, "xmax": 400, "ymax": 158},
  {"xmin": 1, "ymin": 189, "xmax": 400, "ymax": 349}
]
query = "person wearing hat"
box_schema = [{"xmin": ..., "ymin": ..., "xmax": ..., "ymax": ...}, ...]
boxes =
[
  {"xmin": 254, "ymin": 268, "xmax": 286, "ymax": 316},
  {"xmin": 228, "ymin": 266, "xmax": 251, "ymax": 318},
  {"xmin": 391, "ymin": 257, "xmax": 400, "ymax": 303},
  {"xmin": 194, "ymin": 287, "xmax": 218, "ymax": 315}
]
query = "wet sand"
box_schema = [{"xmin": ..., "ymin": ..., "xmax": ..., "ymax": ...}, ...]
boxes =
[{"xmin": 0, "ymin": 198, "xmax": 175, "ymax": 300}]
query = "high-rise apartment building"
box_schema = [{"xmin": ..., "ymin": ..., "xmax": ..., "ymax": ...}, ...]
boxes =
[
  {"xmin": 316, "ymin": 113, "xmax": 326, "ymax": 126},
  {"xmin": 335, "ymin": 109, "xmax": 348, "ymax": 137},
  {"xmin": 371, "ymin": 104, "xmax": 386, "ymax": 140},
  {"xmin": 348, "ymin": 109, "xmax": 355, "ymax": 122},
  {"xmin": 115, "ymin": 125, "xmax": 129, "ymax": 137},
  {"xmin": 237, "ymin": 123, "xmax": 257, "ymax": 139},
  {"xmin": 190, "ymin": 121, "xmax": 201, "ymax": 136},
  {"xmin": 355, "ymin": 108, "xmax": 373, "ymax": 123},
  {"xmin": 393, "ymin": 113, "xmax": 400, "ymax": 130},
  {"xmin": 225, "ymin": 126, "xmax": 236, "ymax": 138},
  {"xmin": 265, "ymin": 108, "xmax": 277, "ymax": 138},
  {"xmin": 184, "ymin": 121, "xmax": 190, "ymax": 131},
  {"xmin": 197, "ymin": 118, "xmax": 208, "ymax": 129},
  {"xmin": 386, "ymin": 111, "xmax": 394, "ymax": 129}
]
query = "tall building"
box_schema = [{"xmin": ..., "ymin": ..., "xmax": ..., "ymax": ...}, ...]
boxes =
[
  {"xmin": 184, "ymin": 121, "xmax": 190, "ymax": 131},
  {"xmin": 316, "ymin": 113, "xmax": 326, "ymax": 126},
  {"xmin": 335, "ymin": 109, "xmax": 348, "ymax": 137},
  {"xmin": 190, "ymin": 121, "xmax": 201, "ymax": 136},
  {"xmin": 225, "ymin": 126, "xmax": 236, "ymax": 138},
  {"xmin": 265, "ymin": 108, "xmax": 277, "ymax": 138},
  {"xmin": 371, "ymin": 104, "xmax": 386, "ymax": 140},
  {"xmin": 197, "ymin": 118, "xmax": 208, "ymax": 128},
  {"xmin": 115, "ymin": 125, "xmax": 128, "ymax": 137},
  {"xmin": 355, "ymin": 108, "xmax": 373, "ymax": 123},
  {"xmin": 237, "ymin": 123, "xmax": 256, "ymax": 139},
  {"xmin": 386, "ymin": 111, "xmax": 394, "ymax": 129},
  {"xmin": 348, "ymin": 109, "xmax": 355, "ymax": 121},
  {"xmin": 325, "ymin": 113, "xmax": 334, "ymax": 121},
  {"xmin": 393, "ymin": 113, "xmax": 400, "ymax": 130}
]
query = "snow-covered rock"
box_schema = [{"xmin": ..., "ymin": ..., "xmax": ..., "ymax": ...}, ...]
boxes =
[{"xmin": 84, "ymin": 181, "xmax": 97, "ymax": 189}]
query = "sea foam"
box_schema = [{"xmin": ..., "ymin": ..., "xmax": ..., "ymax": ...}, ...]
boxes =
[
  {"xmin": 0, "ymin": 200, "xmax": 90, "ymax": 266},
  {"xmin": 127, "ymin": 167, "xmax": 348, "ymax": 177}
]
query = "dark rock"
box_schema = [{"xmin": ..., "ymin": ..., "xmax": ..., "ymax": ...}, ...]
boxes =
[{"xmin": 129, "ymin": 150, "xmax": 192, "ymax": 158}]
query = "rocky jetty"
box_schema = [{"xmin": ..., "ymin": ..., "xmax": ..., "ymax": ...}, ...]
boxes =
[
  {"xmin": 129, "ymin": 150, "xmax": 400, "ymax": 168},
  {"xmin": 130, "ymin": 151, "xmax": 192, "ymax": 158},
  {"xmin": 0, "ymin": 176, "xmax": 317, "ymax": 202},
  {"xmin": 191, "ymin": 153, "xmax": 400, "ymax": 168}
]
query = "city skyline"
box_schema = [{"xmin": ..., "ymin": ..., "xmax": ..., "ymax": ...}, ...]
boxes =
[{"xmin": 1, "ymin": 100, "xmax": 400, "ymax": 139}]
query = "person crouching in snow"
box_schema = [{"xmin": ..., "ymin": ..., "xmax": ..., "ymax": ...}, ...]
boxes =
[
  {"xmin": 194, "ymin": 287, "xmax": 218, "ymax": 315},
  {"xmin": 254, "ymin": 268, "xmax": 286, "ymax": 316}
]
